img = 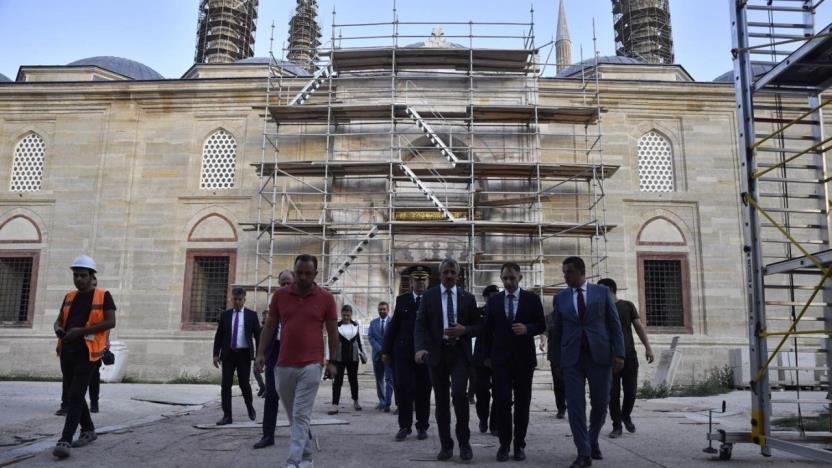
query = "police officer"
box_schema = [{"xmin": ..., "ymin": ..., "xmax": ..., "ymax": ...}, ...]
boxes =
[{"xmin": 382, "ymin": 265, "xmax": 432, "ymax": 441}]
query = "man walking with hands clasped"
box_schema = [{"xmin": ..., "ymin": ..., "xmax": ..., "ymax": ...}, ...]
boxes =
[
  {"xmin": 414, "ymin": 258, "xmax": 480, "ymax": 462},
  {"xmin": 481, "ymin": 263, "xmax": 545, "ymax": 462},
  {"xmin": 550, "ymin": 257, "xmax": 624, "ymax": 468}
]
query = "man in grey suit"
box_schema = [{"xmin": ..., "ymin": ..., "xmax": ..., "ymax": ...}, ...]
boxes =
[
  {"xmin": 550, "ymin": 257, "xmax": 624, "ymax": 468},
  {"xmin": 414, "ymin": 258, "xmax": 480, "ymax": 462}
]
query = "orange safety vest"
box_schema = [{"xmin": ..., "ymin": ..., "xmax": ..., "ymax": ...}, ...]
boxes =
[{"xmin": 56, "ymin": 288, "xmax": 109, "ymax": 362}]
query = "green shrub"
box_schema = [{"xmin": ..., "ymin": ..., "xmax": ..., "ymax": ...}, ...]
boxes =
[{"xmin": 638, "ymin": 365, "xmax": 734, "ymax": 399}]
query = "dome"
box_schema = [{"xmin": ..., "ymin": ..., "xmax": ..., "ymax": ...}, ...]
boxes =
[
  {"xmin": 404, "ymin": 41, "xmax": 465, "ymax": 49},
  {"xmin": 234, "ymin": 57, "xmax": 311, "ymax": 77},
  {"xmin": 67, "ymin": 56, "xmax": 164, "ymax": 80},
  {"xmin": 713, "ymin": 64, "xmax": 774, "ymax": 82},
  {"xmin": 0, "ymin": 72, "xmax": 11, "ymax": 82},
  {"xmin": 557, "ymin": 55, "xmax": 643, "ymax": 77}
]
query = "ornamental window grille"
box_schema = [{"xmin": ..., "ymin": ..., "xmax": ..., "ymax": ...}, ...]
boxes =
[
  {"xmin": 0, "ymin": 256, "xmax": 34, "ymax": 323},
  {"xmin": 643, "ymin": 259, "xmax": 685, "ymax": 328},
  {"xmin": 637, "ymin": 131, "xmax": 674, "ymax": 192},
  {"xmin": 199, "ymin": 130, "xmax": 237, "ymax": 190},
  {"xmin": 10, "ymin": 133, "xmax": 45, "ymax": 192},
  {"xmin": 187, "ymin": 255, "xmax": 230, "ymax": 323}
]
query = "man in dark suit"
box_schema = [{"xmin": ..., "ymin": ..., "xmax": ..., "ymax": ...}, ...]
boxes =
[
  {"xmin": 382, "ymin": 265, "xmax": 432, "ymax": 441},
  {"xmin": 414, "ymin": 258, "xmax": 480, "ymax": 462},
  {"xmin": 213, "ymin": 287, "xmax": 261, "ymax": 426},
  {"xmin": 481, "ymin": 263, "xmax": 545, "ymax": 462},
  {"xmin": 551, "ymin": 257, "xmax": 624, "ymax": 468},
  {"xmin": 473, "ymin": 284, "xmax": 499, "ymax": 436},
  {"xmin": 253, "ymin": 270, "xmax": 294, "ymax": 449}
]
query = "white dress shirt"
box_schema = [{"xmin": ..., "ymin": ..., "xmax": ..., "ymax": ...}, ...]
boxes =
[
  {"xmin": 440, "ymin": 284, "xmax": 458, "ymax": 329},
  {"xmin": 571, "ymin": 280, "xmax": 590, "ymax": 317},
  {"xmin": 232, "ymin": 309, "xmax": 248, "ymax": 349},
  {"xmin": 504, "ymin": 288, "xmax": 521, "ymax": 320}
]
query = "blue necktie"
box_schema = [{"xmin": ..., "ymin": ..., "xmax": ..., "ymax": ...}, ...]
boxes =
[{"xmin": 507, "ymin": 294, "xmax": 515, "ymax": 322}]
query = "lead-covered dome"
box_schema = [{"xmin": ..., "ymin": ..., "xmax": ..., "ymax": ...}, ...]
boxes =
[{"xmin": 67, "ymin": 56, "xmax": 164, "ymax": 80}]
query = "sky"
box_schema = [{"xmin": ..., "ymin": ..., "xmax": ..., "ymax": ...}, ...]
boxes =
[{"xmin": 1, "ymin": 0, "xmax": 831, "ymax": 82}]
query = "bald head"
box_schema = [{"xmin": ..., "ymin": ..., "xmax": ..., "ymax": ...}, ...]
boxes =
[{"xmin": 278, "ymin": 270, "xmax": 295, "ymax": 288}]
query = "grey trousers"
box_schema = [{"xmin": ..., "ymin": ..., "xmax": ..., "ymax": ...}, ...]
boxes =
[{"xmin": 276, "ymin": 364, "xmax": 321, "ymax": 466}]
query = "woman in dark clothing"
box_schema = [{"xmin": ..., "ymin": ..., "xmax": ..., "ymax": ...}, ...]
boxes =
[{"xmin": 328, "ymin": 305, "xmax": 366, "ymax": 414}]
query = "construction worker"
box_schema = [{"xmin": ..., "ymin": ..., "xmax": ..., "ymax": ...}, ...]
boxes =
[{"xmin": 52, "ymin": 255, "xmax": 116, "ymax": 459}]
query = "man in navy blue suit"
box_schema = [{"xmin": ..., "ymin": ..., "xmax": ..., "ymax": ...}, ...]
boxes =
[
  {"xmin": 369, "ymin": 301, "xmax": 395, "ymax": 412},
  {"xmin": 550, "ymin": 257, "xmax": 624, "ymax": 468},
  {"xmin": 481, "ymin": 263, "xmax": 545, "ymax": 462},
  {"xmin": 213, "ymin": 288, "xmax": 262, "ymax": 426}
]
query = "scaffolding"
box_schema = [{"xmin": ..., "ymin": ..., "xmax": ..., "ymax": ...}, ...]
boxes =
[
  {"xmin": 611, "ymin": 0, "xmax": 674, "ymax": 65},
  {"xmin": 708, "ymin": 0, "xmax": 832, "ymax": 462},
  {"xmin": 287, "ymin": 0, "xmax": 321, "ymax": 73},
  {"xmin": 245, "ymin": 6, "xmax": 616, "ymax": 320},
  {"xmin": 194, "ymin": 0, "xmax": 258, "ymax": 64}
]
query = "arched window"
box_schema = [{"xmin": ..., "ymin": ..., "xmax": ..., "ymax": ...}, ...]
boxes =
[
  {"xmin": 10, "ymin": 133, "xmax": 45, "ymax": 192},
  {"xmin": 637, "ymin": 131, "xmax": 674, "ymax": 193},
  {"xmin": 199, "ymin": 130, "xmax": 237, "ymax": 190}
]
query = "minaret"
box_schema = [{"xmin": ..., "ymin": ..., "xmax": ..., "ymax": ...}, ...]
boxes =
[
  {"xmin": 287, "ymin": 0, "xmax": 322, "ymax": 73},
  {"xmin": 194, "ymin": 0, "xmax": 259, "ymax": 64},
  {"xmin": 555, "ymin": 0, "xmax": 572, "ymax": 73},
  {"xmin": 611, "ymin": 0, "xmax": 674, "ymax": 64}
]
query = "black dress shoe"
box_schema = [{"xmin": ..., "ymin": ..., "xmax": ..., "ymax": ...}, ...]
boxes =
[
  {"xmin": 490, "ymin": 428, "xmax": 499, "ymax": 437},
  {"xmin": 623, "ymin": 418, "xmax": 636, "ymax": 433},
  {"xmin": 247, "ymin": 405, "xmax": 257, "ymax": 421},
  {"xmin": 569, "ymin": 455, "xmax": 592, "ymax": 468},
  {"xmin": 513, "ymin": 448, "xmax": 526, "ymax": 461},
  {"xmin": 416, "ymin": 429, "xmax": 428, "ymax": 440},
  {"xmin": 253, "ymin": 437, "xmax": 274, "ymax": 449},
  {"xmin": 496, "ymin": 446, "xmax": 510, "ymax": 462},
  {"xmin": 556, "ymin": 410, "xmax": 566, "ymax": 419},
  {"xmin": 437, "ymin": 447, "xmax": 453, "ymax": 461},
  {"xmin": 89, "ymin": 401, "xmax": 99, "ymax": 413},
  {"xmin": 395, "ymin": 428, "xmax": 411, "ymax": 441},
  {"xmin": 591, "ymin": 445, "xmax": 603, "ymax": 460},
  {"xmin": 55, "ymin": 407, "xmax": 67, "ymax": 416},
  {"xmin": 460, "ymin": 445, "xmax": 473, "ymax": 461},
  {"xmin": 216, "ymin": 416, "xmax": 233, "ymax": 426},
  {"xmin": 257, "ymin": 387, "xmax": 265, "ymax": 398},
  {"xmin": 478, "ymin": 420, "xmax": 488, "ymax": 433}
]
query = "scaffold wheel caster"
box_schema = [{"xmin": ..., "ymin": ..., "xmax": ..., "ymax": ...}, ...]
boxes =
[{"xmin": 719, "ymin": 443, "xmax": 733, "ymax": 461}]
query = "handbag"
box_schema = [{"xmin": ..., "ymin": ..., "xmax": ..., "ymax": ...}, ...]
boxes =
[{"xmin": 102, "ymin": 347, "xmax": 115, "ymax": 365}]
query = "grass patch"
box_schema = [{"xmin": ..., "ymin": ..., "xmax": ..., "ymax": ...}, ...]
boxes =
[
  {"xmin": 773, "ymin": 413, "xmax": 831, "ymax": 432},
  {"xmin": 638, "ymin": 365, "xmax": 734, "ymax": 399},
  {"xmin": 0, "ymin": 374, "xmax": 62, "ymax": 382},
  {"xmin": 165, "ymin": 375, "xmax": 221, "ymax": 385}
]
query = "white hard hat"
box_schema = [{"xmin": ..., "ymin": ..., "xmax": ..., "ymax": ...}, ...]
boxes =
[{"xmin": 71, "ymin": 255, "xmax": 97, "ymax": 273}]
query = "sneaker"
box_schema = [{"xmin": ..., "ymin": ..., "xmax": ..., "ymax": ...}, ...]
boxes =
[
  {"xmin": 609, "ymin": 427, "xmax": 623, "ymax": 438},
  {"xmin": 52, "ymin": 441, "xmax": 71, "ymax": 459},
  {"xmin": 298, "ymin": 461, "xmax": 314, "ymax": 468},
  {"xmin": 71, "ymin": 431, "xmax": 97, "ymax": 448},
  {"xmin": 327, "ymin": 405, "xmax": 339, "ymax": 415}
]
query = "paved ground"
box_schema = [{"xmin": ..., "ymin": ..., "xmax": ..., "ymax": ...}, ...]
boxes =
[{"xmin": 0, "ymin": 372, "xmax": 829, "ymax": 467}]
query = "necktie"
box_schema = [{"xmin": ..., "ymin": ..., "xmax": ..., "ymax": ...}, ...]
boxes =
[
  {"xmin": 381, "ymin": 318, "xmax": 385, "ymax": 335},
  {"xmin": 446, "ymin": 289, "xmax": 456, "ymax": 325},
  {"xmin": 507, "ymin": 294, "xmax": 515, "ymax": 322},
  {"xmin": 577, "ymin": 288, "xmax": 588, "ymax": 350},
  {"xmin": 577, "ymin": 288, "xmax": 586, "ymax": 322},
  {"xmin": 415, "ymin": 295, "xmax": 421, "ymax": 309},
  {"xmin": 231, "ymin": 311, "xmax": 240, "ymax": 350}
]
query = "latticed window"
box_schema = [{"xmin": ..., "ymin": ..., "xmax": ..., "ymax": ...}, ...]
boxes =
[
  {"xmin": 637, "ymin": 131, "xmax": 674, "ymax": 192},
  {"xmin": 643, "ymin": 259, "xmax": 685, "ymax": 328},
  {"xmin": 187, "ymin": 255, "xmax": 230, "ymax": 323},
  {"xmin": 0, "ymin": 256, "xmax": 34, "ymax": 324},
  {"xmin": 10, "ymin": 133, "xmax": 45, "ymax": 192},
  {"xmin": 199, "ymin": 130, "xmax": 236, "ymax": 190}
]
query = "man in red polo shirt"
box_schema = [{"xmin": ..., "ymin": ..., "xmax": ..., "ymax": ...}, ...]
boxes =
[{"xmin": 256, "ymin": 254, "xmax": 338, "ymax": 468}]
